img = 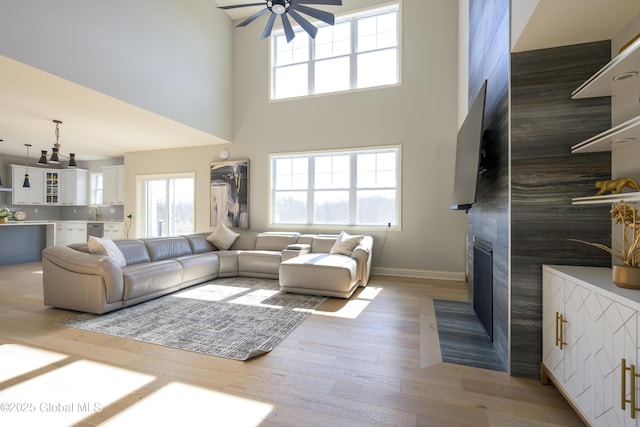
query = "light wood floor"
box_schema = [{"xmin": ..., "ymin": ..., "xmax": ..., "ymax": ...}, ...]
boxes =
[{"xmin": 0, "ymin": 262, "xmax": 585, "ymax": 427}]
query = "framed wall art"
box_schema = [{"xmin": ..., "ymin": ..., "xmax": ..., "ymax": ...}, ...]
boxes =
[{"xmin": 210, "ymin": 159, "xmax": 249, "ymax": 229}]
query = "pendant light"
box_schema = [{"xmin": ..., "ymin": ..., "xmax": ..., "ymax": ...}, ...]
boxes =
[
  {"xmin": 23, "ymin": 144, "xmax": 31, "ymax": 188},
  {"xmin": 38, "ymin": 120, "xmax": 77, "ymax": 167}
]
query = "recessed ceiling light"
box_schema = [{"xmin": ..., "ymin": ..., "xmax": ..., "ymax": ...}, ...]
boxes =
[
  {"xmin": 613, "ymin": 71, "xmax": 639, "ymax": 81},
  {"xmin": 611, "ymin": 137, "xmax": 636, "ymax": 144}
]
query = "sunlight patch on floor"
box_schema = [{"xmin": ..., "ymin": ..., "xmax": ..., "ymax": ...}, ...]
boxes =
[
  {"xmin": 0, "ymin": 343, "xmax": 274, "ymax": 426},
  {"xmin": 0, "ymin": 353, "xmax": 155, "ymax": 427},
  {"xmin": 310, "ymin": 287, "xmax": 383, "ymax": 319},
  {"xmin": 0, "ymin": 344, "xmax": 67, "ymax": 382},
  {"xmin": 100, "ymin": 382, "xmax": 273, "ymax": 427}
]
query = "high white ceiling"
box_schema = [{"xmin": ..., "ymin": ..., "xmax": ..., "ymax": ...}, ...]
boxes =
[
  {"xmin": 513, "ymin": 0, "xmax": 640, "ymax": 52},
  {"xmin": 0, "ymin": 55, "xmax": 229, "ymax": 163}
]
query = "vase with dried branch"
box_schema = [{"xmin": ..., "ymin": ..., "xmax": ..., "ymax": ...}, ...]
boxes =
[{"xmin": 571, "ymin": 200, "xmax": 640, "ymax": 288}]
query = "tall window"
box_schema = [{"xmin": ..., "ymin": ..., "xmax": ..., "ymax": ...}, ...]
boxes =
[
  {"xmin": 138, "ymin": 173, "xmax": 195, "ymax": 237},
  {"xmin": 270, "ymin": 146, "xmax": 400, "ymax": 228},
  {"xmin": 271, "ymin": 3, "xmax": 400, "ymax": 100},
  {"xmin": 89, "ymin": 172, "xmax": 103, "ymax": 205}
]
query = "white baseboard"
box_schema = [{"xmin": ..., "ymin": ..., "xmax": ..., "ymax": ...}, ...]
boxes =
[{"xmin": 372, "ymin": 267, "xmax": 467, "ymax": 282}]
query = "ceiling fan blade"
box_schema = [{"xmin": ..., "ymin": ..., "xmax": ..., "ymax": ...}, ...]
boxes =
[
  {"xmin": 261, "ymin": 13, "xmax": 277, "ymax": 39},
  {"xmin": 281, "ymin": 14, "xmax": 296, "ymax": 43},
  {"xmin": 237, "ymin": 8, "xmax": 270, "ymax": 27},
  {"xmin": 288, "ymin": 9, "xmax": 318, "ymax": 39},
  {"xmin": 218, "ymin": 2, "xmax": 266, "ymax": 9},
  {"xmin": 293, "ymin": 4, "xmax": 334, "ymax": 25},
  {"xmin": 294, "ymin": 0, "xmax": 342, "ymax": 5}
]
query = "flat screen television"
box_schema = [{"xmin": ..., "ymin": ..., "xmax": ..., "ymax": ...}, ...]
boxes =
[{"xmin": 451, "ymin": 80, "xmax": 487, "ymax": 211}]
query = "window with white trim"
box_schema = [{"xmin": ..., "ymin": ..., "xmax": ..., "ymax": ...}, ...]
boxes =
[
  {"xmin": 270, "ymin": 146, "xmax": 400, "ymax": 228},
  {"xmin": 271, "ymin": 3, "xmax": 400, "ymax": 100},
  {"xmin": 137, "ymin": 173, "xmax": 195, "ymax": 237}
]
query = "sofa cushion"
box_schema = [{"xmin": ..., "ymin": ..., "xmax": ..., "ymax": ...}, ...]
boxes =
[
  {"xmin": 238, "ymin": 250, "xmax": 282, "ymax": 278},
  {"xmin": 184, "ymin": 233, "xmax": 216, "ymax": 254},
  {"xmin": 122, "ymin": 260, "xmax": 183, "ymax": 300},
  {"xmin": 114, "ymin": 240, "xmax": 151, "ymax": 266},
  {"xmin": 207, "ymin": 222, "xmax": 239, "ymax": 250},
  {"xmin": 88, "ymin": 236, "xmax": 127, "ymax": 267},
  {"xmin": 176, "ymin": 252, "xmax": 220, "ymax": 285},
  {"xmin": 310, "ymin": 235, "xmax": 338, "ymax": 253},
  {"xmin": 330, "ymin": 231, "xmax": 364, "ymax": 256},
  {"xmin": 144, "ymin": 237, "xmax": 193, "ymax": 261},
  {"xmin": 255, "ymin": 233, "xmax": 300, "ymax": 251}
]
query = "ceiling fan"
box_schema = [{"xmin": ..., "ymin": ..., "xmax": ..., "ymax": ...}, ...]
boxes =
[{"xmin": 219, "ymin": 0, "xmax": 342, "ymax": 43}]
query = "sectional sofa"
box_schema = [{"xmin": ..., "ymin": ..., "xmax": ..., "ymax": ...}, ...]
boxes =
[{"xmin": 41, "ymin": 231, "xmax": 373, "ymax": 314}]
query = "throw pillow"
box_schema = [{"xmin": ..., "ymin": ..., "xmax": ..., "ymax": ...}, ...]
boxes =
[
  {"xmin": 329, "ymin": 231, "xmax": 364, "ymax": 256},
  {"xmin": 207, "ymin": 221, "xmax": 240, "ymax": 250},
  {"xmin": 88, "ymin": 236, "xmax": 127, "ymax": 267}
]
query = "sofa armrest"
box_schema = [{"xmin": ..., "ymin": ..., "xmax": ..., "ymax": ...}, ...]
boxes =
[
  {"xmin": 351, "ymin": 236, "xmax": 373, "ymax": 286},
  {"xmin": 42, "ymin": 246, "xmax": 125, "ymax": 304},
  {"xmin": 281, "ymin": 243, "xmax": 311, "ymax": 261}
]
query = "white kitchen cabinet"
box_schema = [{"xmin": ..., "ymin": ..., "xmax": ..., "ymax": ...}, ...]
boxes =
[
  {"xmin": 103, "ymin": 222, "xmax": 124, "ymax": 240},
  {"xmin": 542, "ymin": 266, "xmax": 594, "ymax": 422},
  {"xmin": 44, "ymin": 170, "xmax": 60, "ymax": 205},
  {"xmin": 542, "ymin": 265, "xmax": 640, "ymax": 426},
  {"xmin": 11, "ymin": 165, "xmax": 44, "ymax": 205},
  {"xmin": 60, "ymin": 169, "xmax": 88, "ymax": 205},
  {"xmin": 102, "ymin": 165, "xmax": 124, "ymax": 205},
  {"xmin": 55, "ymin": 222, "xmax": 87, "ymax": 246}
]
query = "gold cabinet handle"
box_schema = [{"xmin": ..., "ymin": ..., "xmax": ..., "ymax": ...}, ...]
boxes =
[
  {"xmin": 559, "ymin": 313, "xmax": 567, "ymax": 350},
  {"xmin": 555, "ymin": 312, "xmax": 567, "ymax": 349},
  {"xmin": 622, "ymin": 358, "xmax": 640, "ymax": 419},
  {"xmin": 555, "ymin": 312, "xmax": 560, "ymax": 347}
]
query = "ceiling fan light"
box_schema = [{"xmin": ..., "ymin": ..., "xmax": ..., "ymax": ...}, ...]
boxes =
[{"xmin": 268, "ymin": 0, "xmax": 287, "ymax": 15}]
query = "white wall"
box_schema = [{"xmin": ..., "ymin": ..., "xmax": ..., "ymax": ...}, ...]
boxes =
[
  {"xmin": 222, "ymin": 0, "xmax": 466, "ymax": 276},
  {"xmin": 0, "ymin": 0, "xmax": 232, "ymax": 140}
]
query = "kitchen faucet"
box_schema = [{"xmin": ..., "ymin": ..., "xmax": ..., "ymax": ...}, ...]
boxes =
[{"xmin": 88, "ymin": 205, "xmax": 100, "ymax": 221}]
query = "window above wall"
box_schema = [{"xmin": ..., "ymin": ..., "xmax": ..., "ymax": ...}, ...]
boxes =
[{"xmin": 270, "ymin": 3, "xmax": 401, "ymax": 101}]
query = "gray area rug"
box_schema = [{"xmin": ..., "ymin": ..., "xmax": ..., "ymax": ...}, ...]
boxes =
[{"xmin": 59, "ymin": 277, "xmax": 326, "ymax": 361}]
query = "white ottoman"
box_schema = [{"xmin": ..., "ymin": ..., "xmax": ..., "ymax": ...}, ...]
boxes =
[{"xmin": 279, "ymin": 253, "xmax": 359, "ymax": 298}]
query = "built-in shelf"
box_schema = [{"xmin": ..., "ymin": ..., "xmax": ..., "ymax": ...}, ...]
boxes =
[
  {"xmin": 572, "ymin": 36, "xmax": 640, "ymax": 99},
  {"xmin": 571, "ymin": 115, "xmax": 640, "ymax": 153},
  {"xmin": 572, "ymin": 192, "xmax": 640, "ymax": 205}
]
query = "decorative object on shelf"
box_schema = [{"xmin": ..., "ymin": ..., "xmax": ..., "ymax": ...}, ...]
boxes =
[
  {"xmin": 124, "ymin": 213, "xmax": 133, "ymax": 238},
  {"xmin": 571, "ymin": 200, "xmax": 640, "ymax": 288},
  {"xmin": 594, "ymin": 177, "xmax": 640, "ymax": 196},
  {"xmin": 218, "ymin": 0, "xmax": 342, "ymax": 43},
  {"xmin": 37, "ymin": 120, "xmax": 77, "ymax": 167},
  {"xmin": 0, "ymin": 208, "xmax": 13, "ymax": 223},
  {"xmin": 210, "ymin": 159, "xmax": 249, "ymax": 229},
  {"xmin": 23, "ymin": 144, "xmax": 31, "ymax": 188},
  {"xmin": 13, "ymin": 211, "xmax": 27, "ymax": 221}
]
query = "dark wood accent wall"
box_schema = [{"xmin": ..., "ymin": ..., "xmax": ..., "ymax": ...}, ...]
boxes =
[
  {"xmin": 467, "ymin": 0, "xmax": 510, "ymax": 371},
  {"xmin": 468, "ymin": 1, "xmax": 613, "ymax": 377},
  {"xmin": 510, "ymin": 41, "xmax": 612, "ymax": 377}
]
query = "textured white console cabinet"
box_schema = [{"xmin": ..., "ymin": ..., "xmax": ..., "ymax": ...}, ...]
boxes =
[{"xmin": 542, "ymin": 265, "xmax": 640, "ymax": 427}]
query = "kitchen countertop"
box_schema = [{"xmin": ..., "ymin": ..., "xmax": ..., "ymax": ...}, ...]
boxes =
[{"xmin": 0, "ymin": 220, "xmax": 124, "ymax": 226}]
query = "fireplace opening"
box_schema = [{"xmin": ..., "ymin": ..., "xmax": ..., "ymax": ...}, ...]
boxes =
[{"xmin": 473, "ymin": 238, "xmax": 493, "ymax": 341}]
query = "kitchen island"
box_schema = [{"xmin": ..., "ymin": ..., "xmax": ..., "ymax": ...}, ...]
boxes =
[{"xmin": 0, "ymin": 221, "xmax": 55, "ymax": 266}]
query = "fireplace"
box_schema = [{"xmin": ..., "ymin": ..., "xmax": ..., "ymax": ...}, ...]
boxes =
[{"xmin": 473, "ymin": 238, "xmax": 493, "ymax": 341}]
